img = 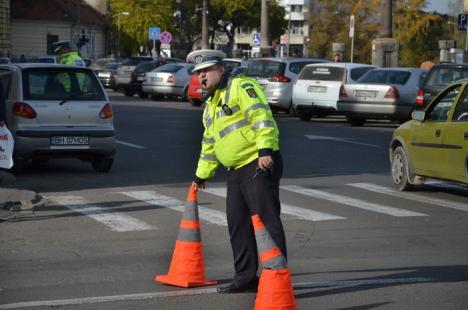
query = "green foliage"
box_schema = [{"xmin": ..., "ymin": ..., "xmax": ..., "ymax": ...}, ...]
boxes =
[{"xmin": 308, "ymin": 0, "xmax": 445, "ymax": 66}]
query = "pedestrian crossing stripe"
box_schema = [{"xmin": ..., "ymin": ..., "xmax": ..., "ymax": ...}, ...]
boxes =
[
  {"xmin": 51, "ymin": 196, "xmax": 157, "ymax": 232},
  {"xmin": 203, "ymin": 187, "xmax": 345, "ymax": 222},
  {"xmin": 281, "ymin": 185, "xmax": 428, "ymax": 217},
  {"xmin": 348, "ymin": 183, "xmax": 468, "ymax": 212},
  {"xmin": 121, "ymin": 191, "xmax": 228, "ymax": 226}
]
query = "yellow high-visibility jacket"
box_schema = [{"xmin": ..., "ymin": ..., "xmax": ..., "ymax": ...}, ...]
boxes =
[
  {"xmin": 195, "ymin": 75, "xmax": 280, "ymax": 180},
  {"xmin": 59, "ymin": 51, "xmax": 85, "ymax": 67}
]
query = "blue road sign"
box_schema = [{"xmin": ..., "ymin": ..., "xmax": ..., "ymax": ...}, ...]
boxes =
[
  {"xmin": 458, "ymin": 14, "xmax": 468, "ymax": 31},
  {"xmin": 252, "ymin": 32, "xmax": 261, "ymax": 47},
  {"xmin": 149, "ymin": 27, "xmax": 161, "ymax": 40}
]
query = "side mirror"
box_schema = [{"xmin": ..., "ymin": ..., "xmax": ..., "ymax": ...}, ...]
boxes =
[{"xmin": 412, "ymin": 110, "xmax": 425, "ymax": 122}]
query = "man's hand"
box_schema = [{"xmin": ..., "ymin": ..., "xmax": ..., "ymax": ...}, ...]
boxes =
[
  {"xmin": 258, "ymin": 155, "xmax": 274, "ymax": 170},
  {"xmin": 192, "ymin": 180, "xmax": 206, "ymax": 191}
]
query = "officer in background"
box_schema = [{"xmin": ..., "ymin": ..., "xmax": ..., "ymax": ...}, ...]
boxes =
[
  {"xmin": 187, "ymin": 49, "xmax": 287, "ymax": 294},
  {"xmin": 53, "ymin": 40, "xmax": 85, "ymax": 67}
]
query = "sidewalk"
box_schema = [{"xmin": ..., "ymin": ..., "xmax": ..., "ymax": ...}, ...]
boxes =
[{"xmin": 0, "ymin": 170, "xmax": 45, "ymax": 220}]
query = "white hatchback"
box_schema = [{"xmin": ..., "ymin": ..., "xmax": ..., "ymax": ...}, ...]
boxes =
[{"xmin": 292, "ymin": 63, "xmax": 375, "ymax": 121}]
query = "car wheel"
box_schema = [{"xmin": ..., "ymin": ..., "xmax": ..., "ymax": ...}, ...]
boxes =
[
  {"xmin": 123, "ymin": 89, "xmax": 135, "ymax": 97},
  {"xmin": 347, "ymin": 116, "xmax": 365, "ymax": 126},
  {"xmin": 391, "ymin": 146, "xmax": 413, "ymax": 191},
  {"xmin": 10, "ymin": 159, "xmax": 29, "ymax": 174},
  {"xmin": 151, "ymin": 94, "xmax": 162, "ymax": 101},
  {"xmin": 92, "ymin": 156, "xmax": 113, "ymax": 173},
  {"xmin": 138, "ymin": 91, "xmax": 148, "ymax": 99},
  {"xmin": 189, "ymin": 98, "xmax": 202, "ymax": 107},
  {"xmin": 298, "ymin": 111, "xmax": 312, "ymax": 121}
]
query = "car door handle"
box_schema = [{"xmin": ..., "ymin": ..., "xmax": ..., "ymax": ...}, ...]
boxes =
[
  {"xmin": 435, "ymin": 129, "xmax": 441, "ymax": 137},
  {"xmin": 464, "ymin": 132, "xmax": 468, "ymax": 140}
]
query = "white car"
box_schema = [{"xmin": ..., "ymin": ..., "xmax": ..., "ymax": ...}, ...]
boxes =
[
  {"xmin": 292, "ymin": 63, "xmax": 376, "ymax": 121},
  {"xmin": 142, "ymin": 63, "xmax": 194, "ymax": 100}
]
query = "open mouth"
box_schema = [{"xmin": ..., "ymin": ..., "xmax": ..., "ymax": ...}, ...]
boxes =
[{"xmin": 201, "ymin": 79, "xmax": 207, "ymax": 86}]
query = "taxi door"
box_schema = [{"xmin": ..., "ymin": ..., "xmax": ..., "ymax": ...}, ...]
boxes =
[
  {"xmin": 441, "ymin": 85, "xmax": 468, "ymax": 180},
  {"xmin": 408, "ymin": 84, "xmax": 461, "ymax": 175}
]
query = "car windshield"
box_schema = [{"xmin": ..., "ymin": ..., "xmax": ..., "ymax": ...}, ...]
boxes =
[
  {"xmin": 358, "ymin": 70, "xmax": 411, "ymax": 85},
  {"xmin": 104, "ymin": 62, "xmax": 118, "ymax": 70},
  {"xmin": 135, "ymin": 61, "xmax": 160, "ymax": 73},
  {"xmin": 245, "ymin": 60, "xmax": 286, "ymax": 78},
  {"xmin": 425, "ymin": 67, "xmax": 468, "ymax": 87},
  {"xmin": 298, "ymin": 66, "xmax": 345, "ymax": 81},
  {"xmin": 22, "ymin": 68, "xmax": 106, "ymax": 101},
  {"xmin": 153, "ymin": 64, "xmax": 184, "ymax": 73}
]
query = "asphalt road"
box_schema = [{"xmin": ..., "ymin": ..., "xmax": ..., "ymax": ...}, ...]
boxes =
[{"xmin": 1, "ymin": 91, "xmax": 467, "ymax": 310}]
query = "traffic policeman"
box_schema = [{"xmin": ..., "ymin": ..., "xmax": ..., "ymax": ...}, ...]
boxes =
[
  {"xmin": 187, "ymin": 49, "xmax": 287, "ymax": 294},
  {"xmin": 53, "ymin": 40, "xmax": 85, "ymax": 67}
]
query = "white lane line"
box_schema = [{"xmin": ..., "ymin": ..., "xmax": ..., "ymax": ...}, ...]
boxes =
[
  {"xmin": 349, "ymin": 183, "xmax": 468, "ymax": 212},
  {"xmin": 116, "ymin": 140, "xmax": 146, "ymax": 149},
  {"xmin": 0, "ymin": 287, "xmax": 218, "ymax": 309},
  {"xmin": 305, "ymin": 134, "xmax": 380, "ymax": 148},
  {"xmin": 51, "ymin": 196, "xmax": 156, "ymax": 232},
  {"xmin": 0, "ymin": 277, "xmax": 434, "ymax": 309},
  {"xmin": 122, "ymin": 191, "xmax": 227, "ymax": 226},
  {"xmin": 204, "ymin": 187, "xmax": 345, "ymax": 222},
  {"xmin": 281, "ymin": 185, "xmax": 427, "ymax": 217}
]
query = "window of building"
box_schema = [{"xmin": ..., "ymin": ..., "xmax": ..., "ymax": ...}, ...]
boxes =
[{"xmin": 290, "ymin": 5, "xmax": 302, "ymax": 12}]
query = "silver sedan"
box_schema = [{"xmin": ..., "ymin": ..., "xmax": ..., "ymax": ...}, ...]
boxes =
[
  {"xmin": 337, "ymin": 68, "xmax": 427, "ymax": 126},
  {"xmin": 142, "ymin": 63, "xmax": 194, "ymax": 100}
]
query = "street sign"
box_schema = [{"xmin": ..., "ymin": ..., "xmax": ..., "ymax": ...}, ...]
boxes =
[
  {"xmin": 252, "ymin": 32, "xmax": 261, "ymax": 47},
  {"xmin": 458, "ymin": 14, "xmax": 468, "ymax": 30},
  {"xmin": 160, "ymin": 31, "xmax": 172, "ymax": 44},
  {"xmin": 349, "ymin": 15, "xmax": 355, "ymax": 38},
  {"xmin": 148, "ymin": 27, "xmax": 161, "ymax": 40}
]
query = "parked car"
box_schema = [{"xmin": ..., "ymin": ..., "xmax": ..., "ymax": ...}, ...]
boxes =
[
  {"xmin": 0, "ymin": 57, "xmax": 11, "ymax": 64},
  {"xmin": 337, "ymin": 68, "xmax": 427, "ymax": 126},
  {"xmin": 95, "ymin": 61, "xmax": 119, "ymax": 89},
  {"xmin": 416, "ymin": 63, "xmax": 468, "ymax": 109},
  {"xmin": 89, "ymin": 58, "xmax": 116, "ymax": 72},
  {"xmin": 243, "ymin": 57, "xmax": 329, "ymax": 113},
  {"xmin": 292, "ymin": 62, "xmax": 376, "ymax": 121},
  {"xmin": 389, "ymin": 79, "xmax": 468, "ymax": 191},
  {"xmin": 0, "ymin": 63, "xmax": 115, "ymax": 172},
  {"xmin": 115, "ymin": 56, "xmax": 154, "ymax": 96},
  {"xmin": 142, "ymin": 63, "xmax": 194, "ymax": 100},
  {"xmin": 128, "ymin": 61, "xmax": 166, "ymax": 98},
  {"xmin": 187, "ymin": 72, "xmax": 205, "ymax": 106},
  {"xmin": 35, "ymin": 55, "xmax": 59, "ymax": 64}
]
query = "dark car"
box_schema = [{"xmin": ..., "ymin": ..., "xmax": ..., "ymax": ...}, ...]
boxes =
[
  {"xmin": 96, "ymin": 61, "xmax": 119, "ymax": 89},
  {"xmin": 128, "ymin": 61, "xmax": 165, "ymax": 98},
  {"xmin": 416, "ymin": 63, "xmax": 468, "ymax": 109}
]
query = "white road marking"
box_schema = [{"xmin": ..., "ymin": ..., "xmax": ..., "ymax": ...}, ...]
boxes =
[
  {"xmin": 203, "ymin": 187, "xmax": 346, "ymax": 222},
  {"xmin": 51, "ymin": 196, "xmax": 156, "ymax": 232},
  {"xmin": 281, "ymin": 185, "xmax": 427, "ymax": 217},
  {"xmin": 0, "ymin": 277, "xmax": 434, "ymax": 309},
  {"xmin": 116, "ymin": 140, "xmax": 146, "ymax": 149},
  {"xmin": 0, "ymin": 287, "xmax": 218, "ymax": 309},
  {"xmin": 349, "ymin": 183, "xmax": 468, "ymax": 212},
  {"xmin": 122, "ymin": 191, "xmax": 227, "ymax": 226},
  {"xmin": 305, "ymin": 134, "xmax": 380, "ymax": 148}
]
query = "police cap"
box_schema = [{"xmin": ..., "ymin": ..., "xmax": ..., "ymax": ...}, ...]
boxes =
[
  {"xmin": 53, "ymin": 40, "xmax": 71, "ymax": 53},
  {"xmin": 186, "ymin": 49, "xmax": 226, "ymax": 72}
]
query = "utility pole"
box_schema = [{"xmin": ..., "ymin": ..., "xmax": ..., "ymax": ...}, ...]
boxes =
[
  {"xmin": 260, "ymin": 0, "xmax": 270, "ymax": 56},
  {"xmin": 201, "ymin": 0, "xmax": 209, "ymax": 49}
]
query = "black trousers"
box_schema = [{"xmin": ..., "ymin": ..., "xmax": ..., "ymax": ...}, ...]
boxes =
[{"xmin": 226, "ymin": 151, "xmax": 287, "ymax": 286}]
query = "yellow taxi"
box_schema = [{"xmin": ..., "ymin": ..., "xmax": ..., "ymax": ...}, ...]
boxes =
[{"xmin": 389, "ymin": 79, "xmax": 468, "ymax": 190}]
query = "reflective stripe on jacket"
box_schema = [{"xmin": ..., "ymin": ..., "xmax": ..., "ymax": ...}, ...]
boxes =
[{"xmin": 195, "ymin": 75, "xmax": 279, "ymax": 180}]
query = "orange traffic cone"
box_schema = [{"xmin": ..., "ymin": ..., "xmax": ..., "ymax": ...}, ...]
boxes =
[
  {"xmin": 155, "ymin": 186, "xmax": 217, "ymax": 287},
  {"xmin": 252, "ymin": 214, "xmax": 296, "ymax": 310}
]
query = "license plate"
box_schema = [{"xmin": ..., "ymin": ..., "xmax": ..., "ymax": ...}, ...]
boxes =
[
  {"xmin": 308, "ymin": 86, "xmax": 327, "ymax": 93},
  {"xmin": 151, "ymin": 77, "xmax": 163, "ymax": 82},
  {"xmin": 98, "ymin": 72, "xmax": 110, "ymax": 78},
  {"xmin": 137, "ymin": 76, "xmax": 145, "ymax": 81},
  {"xmin": 355, "ymin": 90, "xmax": 377, "ymax": 98},
  {"xmin": 50, "ymin": 136, "xmax": 89, "ymax": 146}
]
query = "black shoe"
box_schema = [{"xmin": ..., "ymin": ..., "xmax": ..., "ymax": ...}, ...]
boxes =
[{"xmin": 216, "ymin": 281, "xmax": 258, "ymax": 294}]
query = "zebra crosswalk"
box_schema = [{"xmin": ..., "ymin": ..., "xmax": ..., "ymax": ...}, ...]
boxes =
[{"xmin": 47, "ymin": 182, "xmax": 468, "ymax": 232}]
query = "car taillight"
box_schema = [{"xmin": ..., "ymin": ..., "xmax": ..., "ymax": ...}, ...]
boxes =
[
  {"xmin": 268, "ymin": 75, "xmax": 290, "ymax": 83},
  {"xmin": 99, "ymin": 103, "xmax": 113, "ymax": 119},
  {"xmin": 415, "ymin": 89, "xmax": 424, "ymax": 106},
  {"xmin": 13, "ymin": 102, "xmax": 37, "ymax": 119},
  {"xmin": 384, "ymin": 85, "xmax": 400, "ymax": 99},
  {"xmin": 339, "ymin": 85, "xmax": 348, "ymax": 99},
  {"xmin": 167, "ymin": 75, "xmax": 175, "ymax": 83}
]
